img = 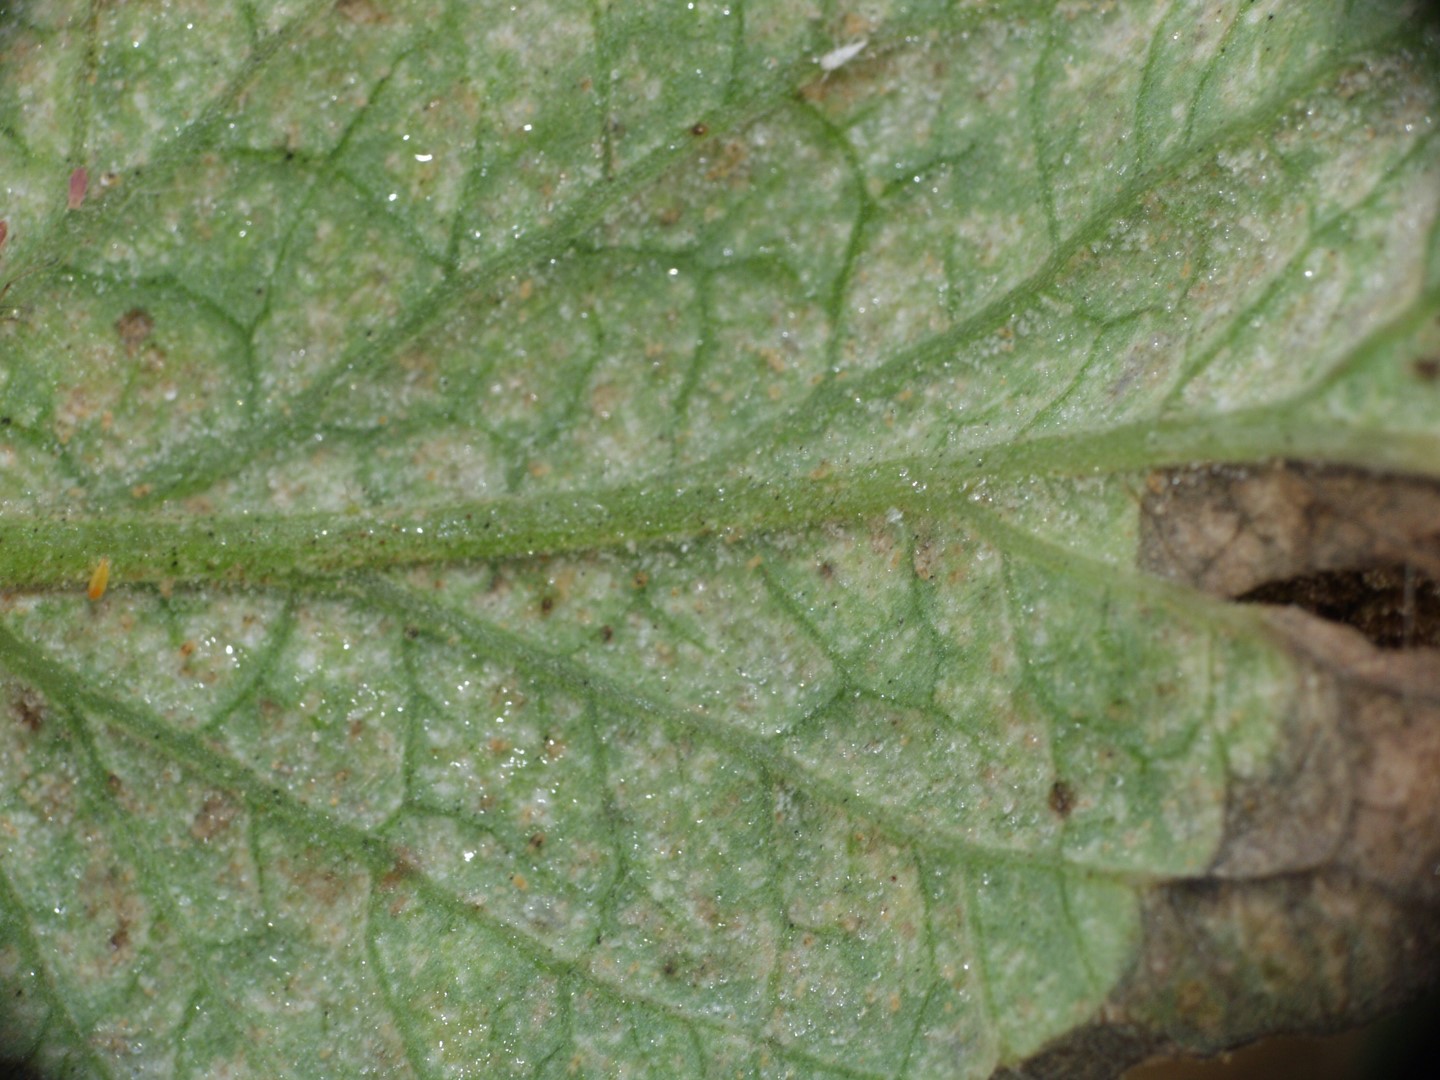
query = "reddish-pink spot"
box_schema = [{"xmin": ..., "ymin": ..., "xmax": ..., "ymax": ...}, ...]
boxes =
[
  {"xmin": 68, "ymin": 168, "xmax": 88, "ymax": 210},
  {"xmin": 0, "ymin": 220, "xmax": 7, "ymax": 254}
]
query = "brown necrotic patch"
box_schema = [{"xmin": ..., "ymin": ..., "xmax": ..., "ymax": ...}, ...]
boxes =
[
  {"xmin": 1121, "ymin": 461, "xmax": 1440, "ymax": 1070},
  {"xmin": 8, "ymin": 685, "xmax": 47, "ymax": 732},
  {"xmin": 1140, "ymin": 462, "xmax": 1440, "ymax": 650},
  {"xmin": 114, "ymin": 307, "xmax": 154, "ymax": 355}
]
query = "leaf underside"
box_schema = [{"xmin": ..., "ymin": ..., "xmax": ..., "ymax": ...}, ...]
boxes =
[{"xmin": 0, "ymin": 2, "xmax": 1438, "ymax": 1078}]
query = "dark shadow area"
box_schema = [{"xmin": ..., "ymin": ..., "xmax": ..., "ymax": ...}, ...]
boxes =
[
  {"xmin": 1125, "ymin": 984, "xmax": 1440, "ymax": 1080},
  {"xmin": 1236, "ymin": 563, "xmax": 1440, "ymax": 650}
]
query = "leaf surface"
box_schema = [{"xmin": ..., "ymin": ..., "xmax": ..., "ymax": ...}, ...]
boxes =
[{"xmin": 1, "ymin": 2, "xmax": 1438, "ymax": 1077}]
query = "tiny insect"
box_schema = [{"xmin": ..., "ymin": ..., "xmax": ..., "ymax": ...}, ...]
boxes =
[
  {"xmin": 818, "ymin": 38, "xmax": 867, "ymax": 73},
  {"xmin": 68, "ymin": 167, "xmax": 88, "ymax": 211},
  {"xmin": 87, "ymin": 557, "xmax": 110, "ymax": 602}
]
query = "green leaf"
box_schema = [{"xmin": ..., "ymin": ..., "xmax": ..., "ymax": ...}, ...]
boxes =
[{"xmin": 1, "ymin": 1, "xmax": 1437, "ymax": 1077}]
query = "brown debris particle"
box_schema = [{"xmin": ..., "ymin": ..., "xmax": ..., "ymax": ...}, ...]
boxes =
[
  {"xmin": 109, "ymin": 922, "xmax": 131, "ymax": 953},
  {"xmin": 1048, "ymin": 779, "xmax": 1075, "ymax": 817}
]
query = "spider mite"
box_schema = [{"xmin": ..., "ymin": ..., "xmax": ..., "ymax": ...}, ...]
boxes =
[
  {"xmin": 68, "ymin": 168, "xmax": 88, "ymax": 210},
  {"xmin": 88, "ymin": 557, "xmax": 111, "ymax": 602}
]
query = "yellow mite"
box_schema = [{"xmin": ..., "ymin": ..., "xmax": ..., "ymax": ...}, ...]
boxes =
[{"xmin": 87, "ymin": 557, "xmax": 110, "ymax": 602}]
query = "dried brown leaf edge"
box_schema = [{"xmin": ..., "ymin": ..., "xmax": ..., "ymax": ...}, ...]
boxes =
[{"xmin": 1005, "ymin": 462, "xmax": 1440, "ymax": 1079}]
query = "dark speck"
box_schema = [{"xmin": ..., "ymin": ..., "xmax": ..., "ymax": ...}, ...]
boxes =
[{"xmin": 1049, "ymin": 780, "xmax": 1075, "ymax": 817}]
